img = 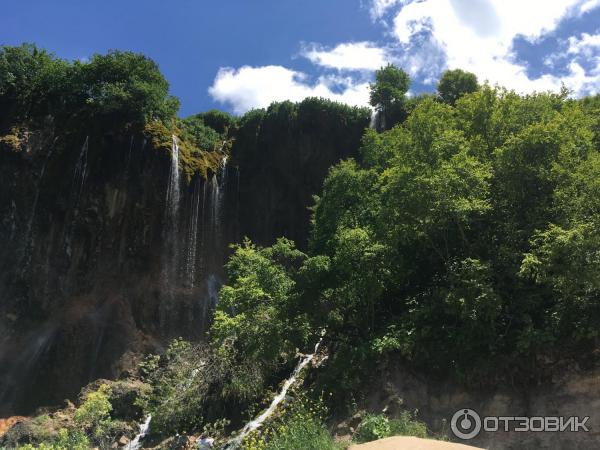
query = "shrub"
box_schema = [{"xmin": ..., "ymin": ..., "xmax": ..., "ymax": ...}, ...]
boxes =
[
  {"xmin": 353, "ymin": 411, "xmax": 428, "ymax": 443},
  {"xmin": 74, "ymin": 384, "xmax": 113, "ymax": 438},
  {"xmin": 243, "ymin": 395, "xmax": 342, "ymax": 450},
  {"xmin": 352, "ymin": 414, "xmax": 391, "ymax": 443}
]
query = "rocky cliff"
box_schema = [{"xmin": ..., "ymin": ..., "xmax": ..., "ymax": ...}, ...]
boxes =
[{"xmin": 0, "ymin": 98, "xmax": 370, "ymax": 415}]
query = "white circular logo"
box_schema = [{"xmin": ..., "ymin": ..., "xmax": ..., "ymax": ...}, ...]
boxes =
[{"xmin": 451, "ymin": 408, "xmax": 482, "ymax": 440}]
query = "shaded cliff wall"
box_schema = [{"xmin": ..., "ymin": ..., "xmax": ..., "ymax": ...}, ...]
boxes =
[
  {"xmin": 0, "ymin": 122, "xmax": 226, "ymax": 414},
  {"xmin": 227, "ymin": 99, "xmax": 371, "ymax": 248},
  {"xmin": 0, "ymin": 98, "xmax": 371, "ymax": 415}
]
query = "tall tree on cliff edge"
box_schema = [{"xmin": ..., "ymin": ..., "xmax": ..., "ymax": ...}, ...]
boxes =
[{"xmin": 369, "ymin": 64, "xmax": 411, "ymax": 131}]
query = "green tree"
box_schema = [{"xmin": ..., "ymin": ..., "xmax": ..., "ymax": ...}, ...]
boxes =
[
  {"xmin": 369, "ymin": 64, "xmax": 411, "ymax": 130},
  {"xmin": 437, "ymin": 69, "xmax": 479, "ymax": 105},
  {"xmin": 77, "ymin": 50, "xmax": 179, "ymax": 124},
  {"xmin": 0, "ymin": 44, "xmax": 70, "ymax": 125}
]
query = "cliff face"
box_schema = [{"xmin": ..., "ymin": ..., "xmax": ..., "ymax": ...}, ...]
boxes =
[
  {"xmin": 0, "ymin": 122, "xmax": 226, "ymax": 414},
  {"xmin": 228, "ymin": 99, "xmax": 370, "ymax": 248},
  {"xmin": 365, "ymin": 362, "xmax": 600, "ymax": 449},
  {"xmin": 0, "ymin": 100, "xmax": 370, "ymax": 415}
]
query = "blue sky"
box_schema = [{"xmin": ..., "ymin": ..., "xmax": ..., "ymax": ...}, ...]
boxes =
[{"xmin": 1, "ymin": 0, "xmax": 599, "ymax": 116}]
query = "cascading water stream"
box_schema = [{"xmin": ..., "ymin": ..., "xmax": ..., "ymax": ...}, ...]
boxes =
[
  {"xmin": 72, "ymin": 136, "xmax": 89, "ymax": 207},
  {"xmin": 165, "ymin": 135, "xmax": 181, "ymax": 269},
  {"xmin": 125, "ymin": 415, "xmax": 152, "ymax": 450},
  {"xmin": 210, "ymin": 174, "xmax": 220, "ymax": 235},
  {"xmin": 209, "ymin": 153, "xmax": 227, "ymax": 240},
  {"xmin": 62, "ymin": 136, "xmax": 90, "ymax": 260},
  {"xmin": 166, "ymin": 135, "xmax": 181, "ymax": 217},
  {"xmin": 158, "ymin": 136, "xmax": 182, "ymax": 331},
  {"xmin": 21, "ymin": 147, "xmax": 55, "ymax": 268},
  {"xmin": 127, "ymin": 135, "xmax": 134, "ymax": 169},
  {"xmin": 225, "ymin": 334, "xmax": 325, "ymax": 449},
  {"xmin": 185, "ymin": 177, "xmax": 202, "ymax": 288},
  {"xmin": 369, "ymin": 108, "xmax": 377, "ymax": 129}
]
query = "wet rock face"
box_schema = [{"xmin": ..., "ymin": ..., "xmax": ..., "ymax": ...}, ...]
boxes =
[
  {"xmin": 228, "ymin": 101, "xmax": 370, "ymax": 249},
  {"xmin": 0, "ymin": 102, "xmax": 369, "ymax": 416},
  {"xmin": 0, "ymin": 128, "xmax": 226, "ymax": 415}
]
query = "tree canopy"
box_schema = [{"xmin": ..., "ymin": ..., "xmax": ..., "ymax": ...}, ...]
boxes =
[
  {"xmin": 369, "ymin": 64, "xmax": 411, "ymax": 131},
  {"xmin": 437, "ymin": 68, "xmax": 479, "ymax": 105},
  {"xmin": 0, "ymin": 44, "xmax": 178, "ymax": 130},
  {"xmin": 213, "ymin": 86, "xmax": 600, "ymax": 399}
]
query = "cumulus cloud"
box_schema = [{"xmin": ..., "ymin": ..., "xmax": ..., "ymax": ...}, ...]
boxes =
[
  {"xmin": 208, "ymin": 0, "xmax": 600, "ymax": 113},
  {"xmin": 208, "ymin": 65, "xmax": 370, "ymax": 114},
  {"xmin": 301, "ymin": 42, "xmax": 389, "ymax": 71},
  {"xmin": 369, "ymin": 0, "xmax": 403, "ymax": 19},
  {"xmin": 385, "ymin": 0, "xmax": 600, "ymax": 95},
  {"xmin": 568, "ymin": 32, "xmax": 600, "ymax": 55},
  {"xmin": 580, "ymin": 0, "xmax": 600, "ymax": 14}
]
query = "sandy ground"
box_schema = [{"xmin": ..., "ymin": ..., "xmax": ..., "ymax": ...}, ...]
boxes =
[{"xmin": 349, "ymin": 436, "xmax": 484, "ymax": 450}]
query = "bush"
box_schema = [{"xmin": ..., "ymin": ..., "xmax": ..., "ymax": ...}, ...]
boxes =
[
  {"xmin": 74, "ymin": 384, "xmax": 113, "ymax": 439},
  {"xmin": 352, "ymin": 414, "xmax": 390, "ymax": 443},
  {"xmin": 389, "ymin": 411, "xmax": 428, "ymax": 439},
  {"xmin": 243, "ymin": 395, "xmax": 342, "ymax": 450},
  {"xmin": 353, "ymin": 412, "xmax": 428, "ymax": 443},
  {"xmin": 18, "ymin": 428, "xmax": 89, "ymax": 450}
]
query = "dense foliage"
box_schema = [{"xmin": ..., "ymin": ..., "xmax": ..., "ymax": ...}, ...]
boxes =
[
  {"xmin": 213, "ymin": 85, "xmax": 600, "ymax": 405},
  {"xmin": 10, "ymin": 384, "xmax": 125, "ymax": 450},
  {"xmin": 0, "ymin": 44, "xmax": 178, "ymax": 131},
  {"xmin": 369, "ymin": 64, "xmax": 411, "ymax": 130},
  {"xmin": 4, "ymin": 42, "xmax": 600, "ymax": 448},
  {"xmin": 437, "ymin": 69, "xmax": 479, "ymax": 105}
]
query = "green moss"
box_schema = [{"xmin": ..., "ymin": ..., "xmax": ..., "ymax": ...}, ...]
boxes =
[{"xmin": 143, "ymin": 121, "xmax": 228, "ymax": 184}]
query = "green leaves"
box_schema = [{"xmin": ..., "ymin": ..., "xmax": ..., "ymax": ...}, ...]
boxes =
[
  {"xmin": 0, "ymin": 45, "xmax": 179, "ymax": 130},
  {"xmin": 437, "ymin": 69, "xmax": 479, "ymax": 105},
  {"xmin": 310, "ymin": 84, "xmax": 600, "ymax": 376},
  {"xmin": 369, "ymin": 64, "xmax": 411, "ymax": 130}
]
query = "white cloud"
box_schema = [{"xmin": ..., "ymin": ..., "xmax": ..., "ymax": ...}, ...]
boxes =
[
  {"xmin": 301, "ymin": 42, "xmax": 389, "ymax": 71},
  {"xmin": 386, "ymin": 0, "xmax": 600, "ymax": 95},
  {"xmin": 208, "ymin": 65, "xmax": 370, "ymax": 114},
  {"xmin": 369, "ymin": 0, "xmax": 403, "ymax": 19},
  {"xmin": 208, "ymin": 0, "xmax": 600, "ymax": 113},
  {"xmin": 568, "ymin": 32, "xmax": 600, "ymax": 55},
  {"xmin": 580, "ymin": 0, "xmax": 600, "ymax": 13}
]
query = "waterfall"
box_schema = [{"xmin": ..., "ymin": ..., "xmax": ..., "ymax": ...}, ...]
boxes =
[
  {"xmin": 210, "ymin": 174, "xmax": 220, "ymax": 234},
  {"xmin": 207, "ymin": 274, "xmax": 221, "ymax": 307},
  {"xmin": 0, "ymin": 323, "xmax": 57, "ymax": 407},
  {"xmin": 220, "ymin": 154, "xmax": 228, "ymax": 185},
  {"xmin": 369, "ymin": 109, "xmax": 377, "ymax": 129},
  {"xmin": 22, "ymin": 147, "xmax": 54, "ymax": 266},
  {"xmin": 160, "ymin": 136, "xmax": 181, "ymax": 329},
  {"xmin": 125, "ymin": 415, "xmax": 152, "ymax": 450},
  {"xmin": 198, "ymin": 181, "xmax": 208, "ymax": 273},
  {"xmin": 209, "ymin": 154, "xmax": 227, "ymax": 238},
  {"xmin": 72, "ymin": 136, "xmax": 89, "ymax": 206},
  {"xmin": 225, "ymin": 334, "xmax": 325, "ymax": 449},
  {"xmin": 127, "ymin": 135, "xmax": 134, "ymax": 168},
  {"xmin": 62, "ymin": 136, "xmax": 90, "ymax": 261},
  {"xmin": 166, "ymin": 135, "xmax": 181, "ymax": 219},
  {"xmin": 185, "ymin": 177, "xmax": 202, "ymax": 288}
]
